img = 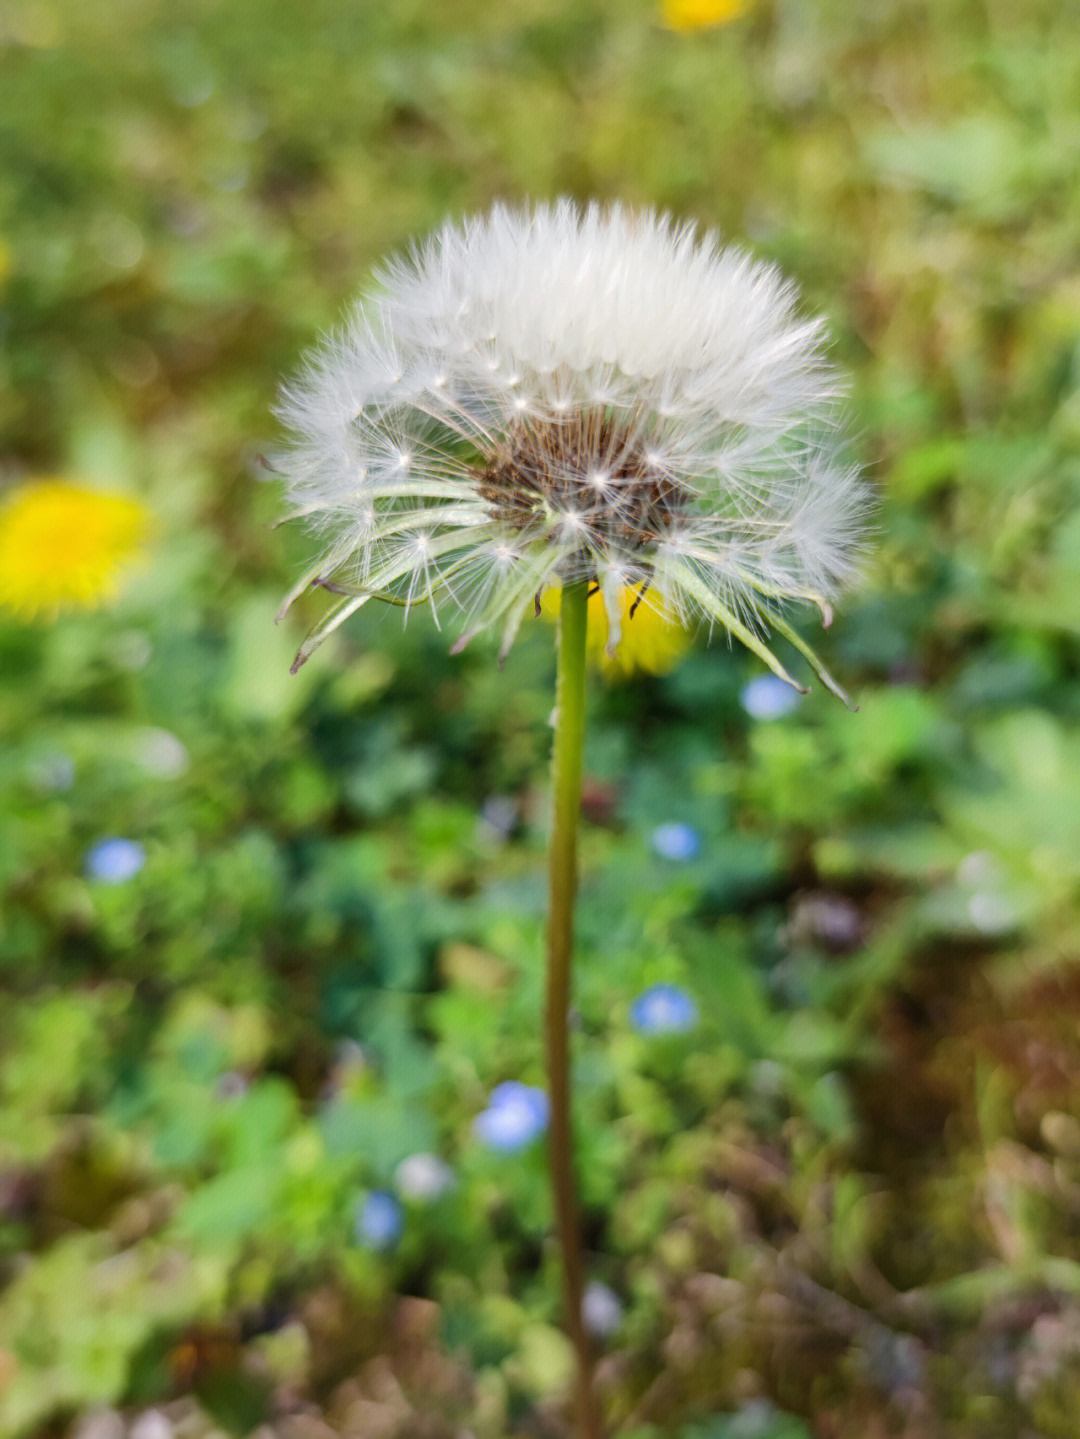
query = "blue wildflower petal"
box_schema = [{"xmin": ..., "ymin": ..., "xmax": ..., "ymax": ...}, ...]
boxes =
[
  {"xmin": 740, "ymin": 673, "xmax": 803, "ymax": 721},
  {"xmin": 355, "ymin": 1190, "xmax": 404, "ymax": 1250},
  {"xmin": 474, "ymin": 1081, "xmax": 550, "ymax": 1152},
  {"xmin": 630, "ymin": 983, "xmax": 699, "ymax": 1035},
  {"xmin": 651, "ymin": 821, "xmax": 701, "ymax": 862},
  {"xmin": 85, "ymin": 837, "xmax": 146, "ymax": 883}
]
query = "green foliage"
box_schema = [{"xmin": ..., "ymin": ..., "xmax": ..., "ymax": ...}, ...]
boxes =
[
  {"xmin": 681, "ymin": 1406, "xmax": 813, "ymax": 1439},
  {"xmin": 4, "ymin": 0, "xmax": 1080, "ymax": 1434},
  {"xmin": 0, "ymin": 1235, "xmax": 229, "ymax": 1435}
]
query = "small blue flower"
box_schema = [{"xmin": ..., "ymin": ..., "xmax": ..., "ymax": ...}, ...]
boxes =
[
  {"xmin": 651, "ymin": 821, "xmax": 701, "ymax": 862},
  {"xmin": 630, "ymin": 984, "xmax": 699, "ymax": 1035},
  {"xmin": 474, "ymin": 1081, "xmax": 549, "ymax": 1152},
  {"xmin": 582, "ymin": 1281, "xmax": 623, "ymax": 1337},
  {"xmin": 354, "ymin": 1190, "xmax": 403, "ymax": 1251},
  {"xmin": 85, "ymin": 837, "xmax": 146, "ymax": 884},
  {"xmin": 740, "ymin": 674, "xmax": 803, "ymax": 721}
]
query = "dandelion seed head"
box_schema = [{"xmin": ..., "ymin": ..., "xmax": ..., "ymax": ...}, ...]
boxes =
[{"xmin": 276, "ymin": 200, "xmax": 869, "ymax": 688}]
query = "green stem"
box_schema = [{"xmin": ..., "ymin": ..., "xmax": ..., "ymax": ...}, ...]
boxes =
[{"xmin": 546, "ymin": 578, "xmax": 604, "ymax": 1439}]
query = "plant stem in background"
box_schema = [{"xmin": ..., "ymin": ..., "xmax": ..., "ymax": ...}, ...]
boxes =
[{"xmin": 545, "ymin": 577, "xmax": 603, "ymax": 1439}]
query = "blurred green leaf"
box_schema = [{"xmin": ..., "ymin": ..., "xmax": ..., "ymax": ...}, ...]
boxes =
[{"xmin": 318, "ymin": 1095, "xmax": 438, "ymax": 1180}]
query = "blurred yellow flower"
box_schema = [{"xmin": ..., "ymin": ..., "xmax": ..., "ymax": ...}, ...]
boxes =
[
  {"xmin": 539, "ymin": 584, "xmax": 692, "ymax": 680},
  {"xmin": 0, "ymin": 239, "xmax": 10, "ymax": 286},
  {"xmin": 0, "ymin": 480, "xmax": 148, "ymax": 618},
  {"xmin": 661, "ymin": 0, "xmax": 753, "ymax": 31}
]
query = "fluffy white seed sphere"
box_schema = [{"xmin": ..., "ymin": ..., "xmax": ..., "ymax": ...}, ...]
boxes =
[{"xmin": 276, "ymin": 199, "xmax": 869, "ymax": 695}]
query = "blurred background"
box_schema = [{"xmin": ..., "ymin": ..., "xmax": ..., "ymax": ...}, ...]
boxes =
[{"xmin": 3, "ymin": 1, "xmax": 1080, "ymax": 1436}]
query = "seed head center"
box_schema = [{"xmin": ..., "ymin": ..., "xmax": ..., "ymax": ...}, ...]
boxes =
[{"xmin": 474, "ymin": 413, "xmax": 690, "ymax": 553}]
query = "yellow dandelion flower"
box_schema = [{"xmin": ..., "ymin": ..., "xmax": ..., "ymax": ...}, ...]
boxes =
[
  {"xmin": 0, "ymin": 479, "xmax": 148, "ymax": 618},
  {"xmin": 539, "ymin": 584, "xmax": 692, "ymax": 680},
  {"xmin": 661, "ymin": 0, "xmax": 753, "ymax": 32}
]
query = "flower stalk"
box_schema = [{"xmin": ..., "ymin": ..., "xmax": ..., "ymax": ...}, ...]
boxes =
[{"xmin": 545, "ymin": 577, "xmax": 603, "ymax": 1439}]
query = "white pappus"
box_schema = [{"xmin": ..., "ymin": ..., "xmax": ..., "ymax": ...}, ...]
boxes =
[{"xmin": 274, "ymin": 199, "xmax": 870, "ymax": 700}]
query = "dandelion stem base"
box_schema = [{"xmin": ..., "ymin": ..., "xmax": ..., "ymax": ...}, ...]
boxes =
[{"xmin": 546, "ymin": 578, "xmax": 603, "ymax": 1439}]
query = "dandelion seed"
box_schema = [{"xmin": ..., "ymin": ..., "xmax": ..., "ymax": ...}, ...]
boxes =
[{"xmin": 275, "ymin": 201, "xmax": 868, "ymax": 701}]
